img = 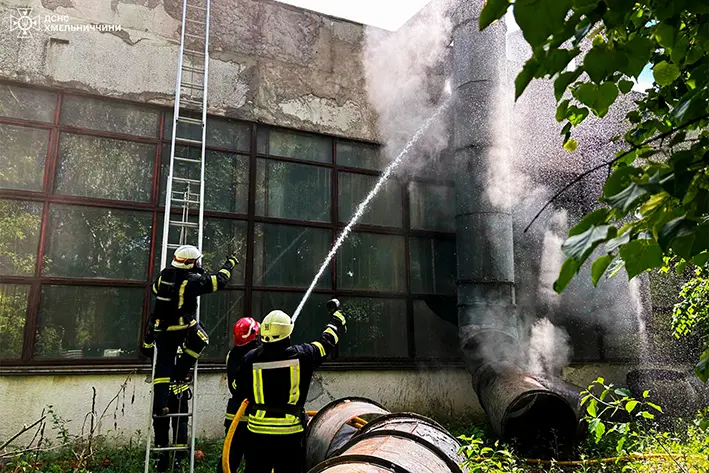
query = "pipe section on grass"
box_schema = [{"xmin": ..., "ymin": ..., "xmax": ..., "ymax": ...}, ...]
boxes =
[
  {"xmin": 305, "ymin": 397, "xmax": 390, "ymax": 470},
  {"xmin": 312, "ymin": 430, "xmax": 463, "ymax": 473},
  {"xmin": 451, "ymin": 0, "xmax": 581, "ymax": 452}
]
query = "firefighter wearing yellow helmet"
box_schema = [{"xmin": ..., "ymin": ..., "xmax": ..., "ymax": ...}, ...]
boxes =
[
  {"xmin": 141, "ymin": 245, "xmax": 239, "ymax": 472},
  {"xmin": 233, "ymin": 299, "xmax": 346, "ymax": 473}
]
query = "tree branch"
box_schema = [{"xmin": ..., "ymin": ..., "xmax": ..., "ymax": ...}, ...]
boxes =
[
  {"xmin": 0, "ymin": 416, "xmax": 46, "ymax": 451},
  {"xmin": 524, "ymin": 113, "xmax": 709, "ymax": 233}
]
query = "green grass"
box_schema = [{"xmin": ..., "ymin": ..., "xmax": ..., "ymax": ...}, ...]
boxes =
[{"xmin": 2, "ymin": 414, "xmax": 707, "ymax": 473}]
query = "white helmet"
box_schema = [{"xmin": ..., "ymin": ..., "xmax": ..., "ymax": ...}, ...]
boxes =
[
  {"xmin": 261, "ymin": 310, "xmax": 294, "ymax": 343},
  {"xmin": 172, "ymin": 245, "xmax": 202, "ymax": 270}
]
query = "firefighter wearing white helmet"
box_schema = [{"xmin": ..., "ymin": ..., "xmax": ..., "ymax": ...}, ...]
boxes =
[
  {"xmin": 141, "ymin": 244, "xmax": 239, "ymax": 472},
  {"xmin": 233, "ymin": 299, "xmax": 346, "ymax": 473}
]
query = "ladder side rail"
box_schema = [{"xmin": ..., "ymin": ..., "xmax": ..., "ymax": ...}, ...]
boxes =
[
  {"xmin": 144, "ymin": 345, "xmax": 159, "ymax": 473},
  {"xmin": 160, "ymin": 0, "xmax": 191, "ymax": 270},
  {"xmin": 190, "ymin": 2, "xmax": 211, "ymax": 472}
]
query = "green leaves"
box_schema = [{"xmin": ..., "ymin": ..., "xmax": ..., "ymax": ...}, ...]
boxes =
[
  {"xmin": 554, "ymin": 258, "xmax": 581, "ymax": 293},
  {"xmin": 564, "ymin": 138, "xmax": 578, "ymax": 152},
  {"xmin": 515, "ymin": 58, "xmax": 539, "ymax": 99},
  {"xmin": 514, "ymin": 0, "xmax": 573, "ymax": 47},
  {"xmin": 591, "ymin": 255, "xmax": 613, "ymax": 286},
  {"xmin": 653, "ymin": 61, "xmax": 681, "ymax": 86},
  {"xmin": 555, "ymin": 69, "xmax": 583, "ymax": 101},
  {"xmin": 619, "ymin": 79, "xmax": 634, "ymax": 94},
  {"xmin": 619, "ymin": 238, "xmax": 664, "ymax": 278},
  {"xmin": 625, "ymin": 400, "xmax": 639, "ymax": 413},
  {"xmin": 621, "ymin": 37, "xmax": 654, "ymax": 78},
  {"xmin": 572, "ymin": 82, "xmax": 620, "ymax": 117},
  {"xmin": 479, "ymin": 0, "xmax": 510, "ymax": 30}
]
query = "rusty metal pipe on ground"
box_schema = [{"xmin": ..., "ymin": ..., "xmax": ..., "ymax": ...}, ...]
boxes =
[{"xmin": 305, "ymin": 398, "xmax": 468, "ymax": 473}]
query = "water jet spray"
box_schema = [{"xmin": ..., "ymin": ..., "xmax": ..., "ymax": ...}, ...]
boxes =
[{"xmin": 291, "ymin": 101, "xmax": 450, "ymax": 323}]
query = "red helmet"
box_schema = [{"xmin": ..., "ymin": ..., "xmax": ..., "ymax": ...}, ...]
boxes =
[{"xmin": 233, "ymin": 317, "xmax": 260, "ymax": 346}]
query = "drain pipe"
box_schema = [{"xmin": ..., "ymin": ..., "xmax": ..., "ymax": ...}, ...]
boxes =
[{"xmin": 451, "ymin": 1, "xmax": 579, "ymax": 453}]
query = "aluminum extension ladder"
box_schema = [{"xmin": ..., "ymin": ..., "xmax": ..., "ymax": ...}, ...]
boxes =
[{"xmin": 144, "ymin": 0, "xmax": 211, "ymax": 472}]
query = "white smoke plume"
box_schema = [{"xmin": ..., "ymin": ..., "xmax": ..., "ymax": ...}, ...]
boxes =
[
  {"xmin": 527, "ymin": 318, "xmax": 572, "ymax": 377},
  {"xmin": 362, "ymin": 0, "xmax": 454, "ymax": 177}
]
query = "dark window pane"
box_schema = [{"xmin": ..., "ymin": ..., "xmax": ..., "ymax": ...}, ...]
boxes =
[
  {"xmin": 60, "ymin": 95, "xmax": 159, "ymax": 137},
  {"xmin": 339, "ymin": 297, "xmax": 408, "ymax": 358},
  {"xmin": 0, "ymin": 284, "xmax": 29, "ymax": 359},
  {"xmin": 409, "ymin": 182, "xmax": 455, "ymax": 232},
  {"xmin": 0, "ymin": 84, "xmax": 56, "ymax": 122},
  {"xmin": 336, "ymin": 141, "xmax": 384, "ymax": 170},
  {"xmin": 0, "ymin": 200, "xmax": 42, "ymax": 276},
  {"xmin": 337, "ymin": 233, "xmax": 406, "ymax": 292},
  {"xmin": 0, "ymin": 124, "xmax": 49, "ymax": 191},
  {"xmin": 410, "ymin": 237, "xmax": 456, "ymax": 294},
  {"xmin": 55, "ymin": 133, "xmax": 154, "ymax": 202},
  {"xmin": 203, "ymin": 219, "xmax": 247, "ymax": 286},
  {"xmin": 35, "ymin": 285, "xmax": 142, "ymax": 359},
  {"xmin": 43, "ymin": 204, "xmax": 152, "ymax": 280},
  {"xmin": 338, "ymin": 172, "xmax": 402, "ymax": 227},
  {"xmin": 152, "ymin": 216, "xmax": 247, "ymax": 286},
  {"xmin": 251, "ymin": 291, "xmax": 330, "ymax": 347},
  {"xmin": 164, "ymin": 114, "xmax": 251, "ymax": 151},
  {"xmin": 200, "ymin": 290, "xmax": 245, "ymax": 360},
  {"xmin": 253, "ymin": 224, "xmax": 331, "ymax": 288},
  {"xmin": 255, "ymin": 159, "xmax": 330, "ymax": 222},
  {"xmin": 257, "ymin": 128, "xmax": 331, "ymax": 163},
  {"xmin": 413, "ymin": 300, "xmax": 459, "ymax": 359},
  {"xmin": 159, "ymin": 146, "xmax": 249, "ymax": 213}
]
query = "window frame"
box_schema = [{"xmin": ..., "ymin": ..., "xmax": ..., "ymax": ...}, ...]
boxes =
[{"xmin": 0, "ymin": 81, "xmax": 477, "ymax": 371}]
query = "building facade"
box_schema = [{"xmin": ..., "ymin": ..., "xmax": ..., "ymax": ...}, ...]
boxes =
[{"xmin": 0, "ymin": 0, "xmax": 684, "ymax": 443}]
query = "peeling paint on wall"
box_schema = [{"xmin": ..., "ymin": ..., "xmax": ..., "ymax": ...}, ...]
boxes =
[{"xmin": 0, "ymin": 0, "xmax": 379, "ymax": 140}]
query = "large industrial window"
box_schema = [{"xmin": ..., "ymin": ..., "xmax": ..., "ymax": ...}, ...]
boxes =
[{"xmin": 0, "ymin": 81, "xmax": 460, "ymax": 369}]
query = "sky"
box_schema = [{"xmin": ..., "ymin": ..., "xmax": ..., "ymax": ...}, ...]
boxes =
[{"xmin": 274, "ymin": 0, "xmax": 654, "ymax": 90}]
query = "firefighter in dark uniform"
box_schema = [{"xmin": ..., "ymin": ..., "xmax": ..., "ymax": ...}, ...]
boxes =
[
  {"xmin": 234, "ymin": 299, "xmax": 346, "ymax": 473},
  {"xmin": 141, "ymin": 244, "xmax": 238, "ymax": 472},
  {"xmin": 217, "ymin": 317, "xmax": 261, "ymax": 473}
]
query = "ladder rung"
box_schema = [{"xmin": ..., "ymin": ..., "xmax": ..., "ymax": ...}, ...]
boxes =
[
  {"xmin": 181, "ymin": 65, "xmax": 205, "ymax": 74},
  {"xmin": 174, "ymin": 156, "xmax": 201, "ymax": 164},
  {"xmin": 153, "ymin": 412, "xmax": 193, "ymax": 419},
  {"xmin": 184, "ymin": 48, "xmax": 206, "ymax": 57},
  {"xmin": 184, "ymin": 32, "xmax": 206, "ymax": 40},
  {"xmin": 151, "ymin": 446, "xmax": 190, "ymax": 452},
  {"xmin": 172, "ymin": 176, "xmax": 201, "ymax": 185},
  {"xmin": 185, "ymin": 18, "xmax": 204, "ymax": 24},
  {"xmin": 171, "ymin": 199, "xmax": 201, "ymax": 207},
  {"xmin": 180, "ymin": 97, "xmax": 204, "ymax": 107},
  {"xmin": 169, "ymin": 220, "xmax": 199, "ymax": 228},
  {"xmin": 175, "ymin": 137, "xmax": 202, "ymax": 146},
  {"xmin": 176, "ymin": 116, "xmax": 203, "ymax": 125},
  {"xmin": 167, "ymin": 243, "xmax": 182, "ymax": 250},
  {"xmin": 181, "ymin": 81, "xmax": 203, "ymax": 89},
  {"xmin": 186, "ymin": 3, "xmax": 207, "ymax": 11}
]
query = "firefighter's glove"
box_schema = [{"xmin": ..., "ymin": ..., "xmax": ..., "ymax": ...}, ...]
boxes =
[
  {"xmin": 139, "ymin": 342, "xmax": 154, "ymax": 361},
  {"xmin": 227, "ymin": 255, "xmax": 240, "ymax": 266},
  {"xmin": 326, "ymin": 298, "xmax": 341, "ymax": 314}
]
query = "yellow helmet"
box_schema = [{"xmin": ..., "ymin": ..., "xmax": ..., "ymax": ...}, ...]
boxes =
[{"xmin": 261, "ymin": 310, "xmax": 294, "ymax": 343}]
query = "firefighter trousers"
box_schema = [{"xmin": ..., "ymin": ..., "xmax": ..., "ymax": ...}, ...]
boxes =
[
  {"xmin": 216, "ymin": 422, "xmax": 248, "ymax": 473},
  {"xmin": 153, "ymin": 390, "xmax": 190, "ymax": 472},
  {"xmin": 244, "ymin": 431, "xmax": 305, "ymax": 473},
  {"xmin": 152, "ymin": 322, "xmax": 209, "ymax": 413}
]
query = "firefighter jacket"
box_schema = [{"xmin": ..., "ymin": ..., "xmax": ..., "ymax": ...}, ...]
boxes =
[
  {"xmin": 224, "ymin": 340, "xmax": 260, "ymax": 428},
  {"xmin": 149, "ymin": 256, "xmax": 238, "ymax": 329},
  {"xmin": 233, "ymin": 310, "xmax": 346, "ymax": 435}
]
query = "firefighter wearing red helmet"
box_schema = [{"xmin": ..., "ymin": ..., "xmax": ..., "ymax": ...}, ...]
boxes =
[{"xmin": 217, "ymin": 317, "xmax": 261, "ymax": 473}]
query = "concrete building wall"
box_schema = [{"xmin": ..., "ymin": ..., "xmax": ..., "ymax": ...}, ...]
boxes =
[
  {"xmin": 0, "ymin": 0, "xmax": 379, "ymax": 140},
  {"xmin": 0, "ymin": 364, "xmax": 645, "ymax": 444}
]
